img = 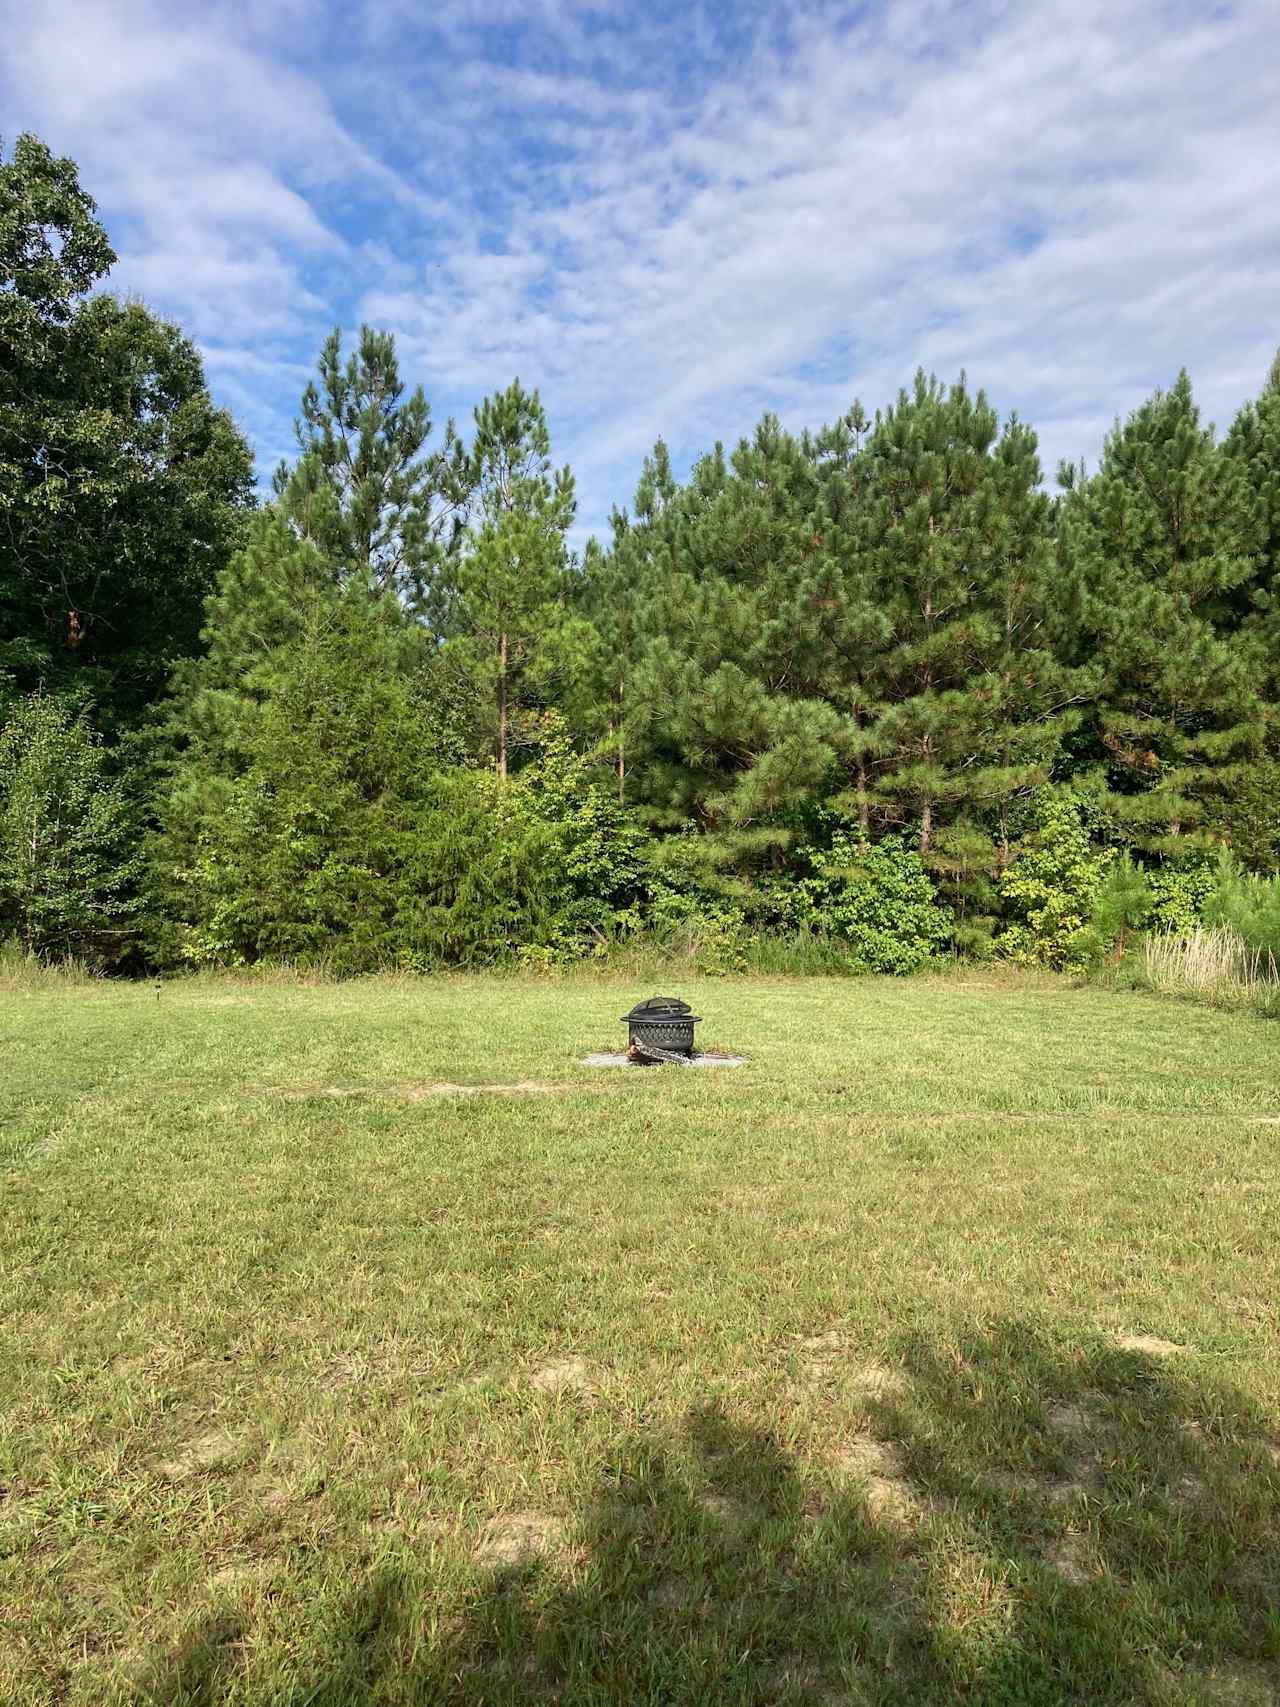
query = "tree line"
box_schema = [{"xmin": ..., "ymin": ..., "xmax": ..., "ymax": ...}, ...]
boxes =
[{"xmin": 3, "ymin": 132, "xmax": 1279, "ymax": 975}]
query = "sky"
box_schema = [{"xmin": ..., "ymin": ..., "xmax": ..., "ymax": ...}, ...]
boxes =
[{"xmin": 3, "ymin": 0, "xmax": 1278, "ymax": 546}]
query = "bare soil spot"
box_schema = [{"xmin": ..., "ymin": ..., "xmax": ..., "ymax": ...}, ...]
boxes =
[
  {"xmin": 1179, "ymin": 1662, "xmax": 1280, "ymax": 1704},
  {"xmin": 1047, "ymin": 1532, "xmax": 1094, "ymax": 1586},
  {"xmin": 475, "ymin": 1512, "xmax": 563, "ymax": 1567},
  {"xmin": 832, "ymin": 1435, "xmax": 925, "ymax": 1525},
  {"xmin": 209, "ymin": 1561, "xmax": 272, "ymax": 1592},
  {"xmin": 276, "ymin": 1081, "xmax": 559, "ymax": 1101},
  {"xmin": 851, "ymin": 1360, "xmax": 910, "ymax": 1399},
  {"xmin": 157, "ymin": 1429, "xmax": 240, "ymax": 1481},
  {"xmin": 987, "ymin": 1468, "xmax": 1049, "ymax": 1497},
  {"xmin": 647, "ymin": 1576, "xmax": 695, "ymax": 1610},
  {"xmin": 792, "ymin": 1333, "xmax": 909, "ymax": 1399},
  {"xmin": 798, "ymin": 1331, "xmax": 846, "ymax": 1356},
  {"xmin": 529, "ymin": 1356, "xmax": 594, "ymax": 1396},
  {"xmin": 698, "ymin": 1491, "xmax": 749, "ymax": 1528},
  {"xmin": 1117, "ymin": 1332, "xmax": 1188, "ymax": 1358},
  {"xmin": 1051, "ymin": 1392, "xmax": 1112, "ymax": 1433}
]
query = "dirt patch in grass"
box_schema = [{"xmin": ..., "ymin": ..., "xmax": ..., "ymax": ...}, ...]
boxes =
[
  {"xmin": 1046, "ymin": 1532, "xmax": 1094, "ymax": 1586},
  {"xmin": 792, "ymin": 1332, "xmax": 910, "ymax": 1399},
  {"xmin": 1177, "ymin": 1662, "xmax": 1280, "ymax": 1704},
  {"xmin": 697, "ymin": 1491, "xmax": 750, "ymax": 1529},
  {"xmin": 528, "ymin": 1356, "xmax": 594, "ymax": 1397},
  {"xmin": 831, "ymin": 1434, "xmax": 927, "ymax": 1526},
  {"xmin": 647, "ymin": 1575, "xmax": 696, "ymax": 1610},
  {"xmin": 208, "ymin": 1561, "xmax": 273, "ymax": 1593},
  {"xmin": 1116, "ymin": 1331, "xmax": 1188, "ymax": 1357},
  {"xmin": 272, "ymin": 1081, "xmax": 561, "ymax": 1101},
  {"xmin": 157, "ymin": 1428, "xmax": 241, "ymax": 1481},
  {"xmin": 475, "ymin": 1512, "xmax": 564, "ymax": 1567}
]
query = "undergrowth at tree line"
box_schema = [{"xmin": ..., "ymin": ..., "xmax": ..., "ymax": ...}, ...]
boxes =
[{"xmin": 2, "ymin": 132, "xmax": 1280, "ymax": 1005}]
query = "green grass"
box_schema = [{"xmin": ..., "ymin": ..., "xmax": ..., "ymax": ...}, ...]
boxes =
[{"xmin": 3, "ymin": 968, "xmax": 1279, "ymax": 1706}]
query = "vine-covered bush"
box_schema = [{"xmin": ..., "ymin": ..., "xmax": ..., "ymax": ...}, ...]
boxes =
[
  {"xmin": 997, "ymin": 790, "xmax": 1115, "ymax": 969},
  {"xmin": 790, "ymin": 829, "xmax": 953, "ymax": 973}
]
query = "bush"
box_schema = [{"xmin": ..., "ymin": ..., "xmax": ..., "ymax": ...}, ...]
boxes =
[
  {"xmin": 997, "ymin": 790, "xmax": 1114, "ymax": 969},
  {"xmin": 1201, "ymin": 852, "xmax": 1280, "ymax": 960},
  {"xmin": 0, "ymin": 694, "xmax": 142, "ymax": 965},
  {"xmin": 790, "ymin": 830, "xmax": 953, "ymax": 974}
]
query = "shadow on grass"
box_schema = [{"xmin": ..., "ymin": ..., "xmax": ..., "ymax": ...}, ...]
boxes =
[{"xmin": 135, "ymin": 1323, "xmax": 1280, "ymax": 1706}]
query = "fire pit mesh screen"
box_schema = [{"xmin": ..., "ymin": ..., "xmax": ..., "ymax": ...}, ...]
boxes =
[{"xmin": 622, "ymin": 995, "xmax": 702, "ymax": 1059}]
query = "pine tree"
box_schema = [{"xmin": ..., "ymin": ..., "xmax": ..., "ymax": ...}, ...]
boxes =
[
  {"xmin": 849, "ymin": 373, "xmax": 1083, "ymax": 896},
  {"xmin": 1055, "ymin": 370, "xmax": 1264, "ymax": 852},
  {"xmin": 0, "ymin": 694, "xmax": 142, "ymax": 963},
  {"xmin": 1222, "ymin": 349, "xmax": 1280, "ymax": 694},
  {"xmin": 273, "ymin": 325, "xmax": 469, "ymax": 606},
  {"xmin": 616, "ymin": 416, "xmax": 863, "ymax": 862},
  {"xmin": 159, "ymin": 510, "xmax": 334, "ymax": 782},
  {"xmin": 1209, "ymin": 350, "xmax": 1280, "ymax": 868},
  {"xmin": 434, "ymin": 381, "xmax": 577, "ymax": 779}
]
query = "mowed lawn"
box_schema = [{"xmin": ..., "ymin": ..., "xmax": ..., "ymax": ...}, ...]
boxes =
[{"xmin": 3, "ymin": 972, "xmax": 1280, "ymax": 1707}]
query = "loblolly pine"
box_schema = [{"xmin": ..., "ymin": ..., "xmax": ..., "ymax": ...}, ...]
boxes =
[{"xmin": 1054, "ymin": 370, "xmax": 1264, "ymax": 854}]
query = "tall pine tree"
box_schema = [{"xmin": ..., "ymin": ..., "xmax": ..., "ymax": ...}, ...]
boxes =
[
  {"xmin": 433, "ymin": 381, "xmax": 578, "ymax": 779},
  {"xmin": 849, "ymin": 373, "xmax": 1084, "ymax": 900},
  {"xmin": 273, "ymin": 325, "xmax": 469, "ymax": 607},
  {"xmin": 1055, "ymin": 370, "xmax": 1263, "ymax": 852}
]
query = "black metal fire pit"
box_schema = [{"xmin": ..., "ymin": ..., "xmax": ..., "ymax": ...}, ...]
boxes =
[{"xmin": 622, "ymin": 995, "xmax": 702, "ymax": 1062}]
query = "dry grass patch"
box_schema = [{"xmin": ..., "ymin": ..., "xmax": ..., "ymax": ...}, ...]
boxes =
[
  {"xmin": 157, "ymin": 1428, "xmax": 242, "ymax": 1481},
  {"xmin": 475, "ymin": 1512, "xmax": 564, "ymax": 1567},
  {"xmin": 528, "ymin": 1356, "xmax": 594, "ymax": 1396},
  {"xmin": 1117, "ymin": 1331, "xmax": 1189, "ymax": 1357}
]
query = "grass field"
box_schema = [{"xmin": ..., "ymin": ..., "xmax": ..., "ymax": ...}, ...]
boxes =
[{"xmin": 3, "ymin": 969, "xmax": 1280, "ymax": 1706}]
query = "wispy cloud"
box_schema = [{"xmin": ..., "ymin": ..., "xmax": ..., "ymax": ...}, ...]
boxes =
[{"xmin": 3, "ymin": 0, "xmax": 1277, "ymax": 533}]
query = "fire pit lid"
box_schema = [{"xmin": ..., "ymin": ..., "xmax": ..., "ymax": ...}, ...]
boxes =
[{"xmin": 621, "ymin": 995, "xmax": 703, "ymax": 1025}]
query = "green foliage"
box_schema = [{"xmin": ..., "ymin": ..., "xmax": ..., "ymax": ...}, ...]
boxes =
[
  {"xmin": 156, "ymin": 608, "xmax": 645, "ymax": 972},
  {"xmin": 1198, "ymin": 753, "xmax": 1280, "ymax": 875},
  {"xmin": 998, "ymin": 791, "xmax": 1116, "ymax": 969},
  {"xmin": 11, "ymin": 130, "xmax": 1280, "ymax": 984},
  {"xmin": 1088, "ymin": 854, "xmax": 1154, "ymax": 956},
  {"xmin": 505, "ymin": 724, "xmax": 648, "ymax": 958},
  {"xmin": 852, "ymin": 374, "xmax": 1088, "ymax": 872},
  {"xmin": 1, "ymin": 136, "xmax": 253, "ymax": 726},
  {"xmin": 1147, "ymin": 860, "xmax": 1217, "ymax": 935},
  {"xmin": 789, "ymin": 829, "xmax": 953, "ymax": 973},
  {"xmin": 434, "ymin": 381, "xmax": 579, "ymax": 777},
  {"xmin": 272, "ymin": 325, "xmax": 468, "ymax": 605},
  {"xmin": 1201, "ymin": 853, "xmax": 1280, "ymax": 961},
  {"xmin": 0, "ymin": 694, "xmax": 142, "ymax": 964},
  {"xmin": 1054, "ymin": 371, "xmax": 1263, "ymax": 852}
]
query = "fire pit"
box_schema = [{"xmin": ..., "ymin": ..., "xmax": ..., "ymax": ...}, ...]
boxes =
[{"xmin": 622, "ymin": 995, "xmax": 702, "ymax": 1063}]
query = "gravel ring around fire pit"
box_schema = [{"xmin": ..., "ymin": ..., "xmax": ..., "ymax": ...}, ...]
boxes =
[{"xmin": 580, "ymin": 1052, "xmax": 748, "ymax": 1069}]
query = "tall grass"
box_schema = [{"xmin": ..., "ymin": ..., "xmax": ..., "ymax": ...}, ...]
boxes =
[
  {"xmin": 0, "ymin": 939, "xmax": 100, "ymax": 992},
  {"xmin": 1142, "ymin": 925, "xmax": 1280, "ymax": 1017}
]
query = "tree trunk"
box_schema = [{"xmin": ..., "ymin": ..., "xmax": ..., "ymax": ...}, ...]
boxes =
[
  {"xmin": 497, "ymin": 629, "xmax": 508, "ymax": 782},
  {"xmin": 919, "ymin": 797, "xmax": 933, "ymax": 855},
  {"xmin": 856, "ymin": 760, "xmax": 869, "ymax": 833}
]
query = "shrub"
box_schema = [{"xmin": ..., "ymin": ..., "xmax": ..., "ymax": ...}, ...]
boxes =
[
  {"xmin": 0, "ymin": 695, "xmax": 142, "ymax": 965},
  {"xmin": 790, "ymin": 830, "xmax": 953, "ymax": 974},
  {"xmin": 1201, "ymin": 852, "xmax": 1280, "ymax": 960},
  {"xmin": 997, "ymin": 789, "xmax": 1115, "ymax": 969}
]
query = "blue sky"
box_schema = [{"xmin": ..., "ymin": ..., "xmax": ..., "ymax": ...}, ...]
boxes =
[{"xmin": 3, "ymin": 0, "xmax": 1278, "ymax": 546}]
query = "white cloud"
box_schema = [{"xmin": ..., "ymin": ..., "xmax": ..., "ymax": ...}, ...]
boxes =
[{"xmin": 3, "ymin": 0, "xmax": 1277, "ymax": 532}]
